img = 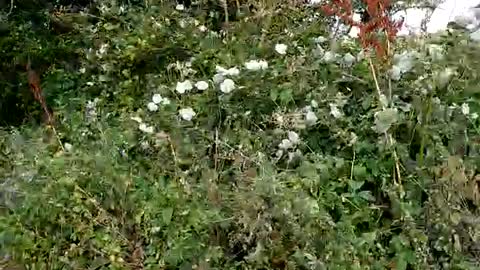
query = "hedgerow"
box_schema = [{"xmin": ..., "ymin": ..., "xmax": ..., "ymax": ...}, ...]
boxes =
[{"xmin": 1, "ymin": 0, "xmax": 479, "ymax": 269}]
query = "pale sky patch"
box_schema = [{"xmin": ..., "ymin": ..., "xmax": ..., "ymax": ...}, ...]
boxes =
[{"xmin": 338, "ymin": 0, "xmax": 480, "ymax": 37}]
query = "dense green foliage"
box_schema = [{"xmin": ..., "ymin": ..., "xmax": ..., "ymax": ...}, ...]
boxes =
[{"xmin": 1, "ymin": 0, "xmax": 480, "ymax": 269}]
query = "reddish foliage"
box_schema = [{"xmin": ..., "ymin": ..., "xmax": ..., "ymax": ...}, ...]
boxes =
[
  {"xmin": 321, "ymin": 0, "xmax": 404, "ymax": 59},
  {"xmin": 26, "ymin": 61, "xmax": 55, "ymax": 125}
]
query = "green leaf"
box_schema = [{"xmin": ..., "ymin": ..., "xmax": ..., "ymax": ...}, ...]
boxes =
[
  {"xmin": 162, "ymin": 207, "xmax": 174, "ymax": 225},
  {"xmin": 298, "ymin": 161, "xmax": 318, "ymax": 179},
  {"xmin": 270, "ymin": 88, "xmax": 279, "ymax": 101},
  {"xmin": 348, "ymin": 180, "xmax": 364, "ymax": 191},
  {"xmin": 358, "ymin": 191, "xmax": 375, "ymax": 202},
  {"xmin": 353, "ymin": 165, "xmax": 367, "ymax": 180},
  {"xmin": 374, "ymin": 108, "xmax": 399, "ymax": 133},
  {"xmin": 279, "ymin": 89, "xmax": 293, "ymax": 105}
]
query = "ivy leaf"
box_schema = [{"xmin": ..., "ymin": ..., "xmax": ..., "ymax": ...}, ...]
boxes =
[{"xmin": 374, "ymin": 108, "xmax": 399, "ymax": 133}]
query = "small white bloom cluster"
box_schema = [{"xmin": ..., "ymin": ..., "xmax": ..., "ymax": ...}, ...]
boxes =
[
  {"xmin": 313, "ymin": 35, "xmax": 328, "ymax": 44},
  {"xmin": 312, "ymin": 43, "xmax": 355, "ymax": 67},
  {"xmin": 168, "ymin": 59, "xmax": 197, "ymax": 78},
  {"xmin": 220, "ymin": 79, "xmax": 235, "ymax": 94},
  {"xmin": 435, "ymin": 67, "xmax": 455, "ymax": 89},
  {"xmin": 96, "ymin": 43, "xmax": 109, "ymax": 59},
  {"xmin": 64, "ymin": 142, "xmax": 73, "ymax": 152},
  {"xmin": 169, "ymin": 44, "xmax": 284, "ymax": 123},
  {"xmin": 342, "ymin": 53, "xmax": 356, "ymax": 67},
  {"xmin": 195, "ymin": 80, "xmax": 209, "ymax": 90},
  {"xmin": 275, "ymin": 43, "xmax": 288, "ymax": 55},
  {"xmin": 175, "ymin": 4, "xmax": 185, "ymax": 11},
  {"xmin": 214, "ymin": 65, "xmax": 240, "ymax": 93},
  {"xmin": 303, "ymin": 106, "xmax": 318, "ymax": 126},
  {"xmin": 329, "ymin": 103, "xmax": 343, "ymax": 119},
  {"xmin": 389, "ymin": 51, "xmax": 418, "ymax": 81},
  {"xmin": 426, "ymin": 44, "xmax": 444, "ymax": 61},
  {"xmin": 322, "ymin": 51, "xmax": 338, "ymax": 63},
  {"xmin": 279, "ymin": 131, "xmax": 300, "ymax": 150},
  {"xmin": 176, "ymin": 79, "xmax": 210, "ymax": 94},
  {"xmin": 179, "ymin": 107, "xmax": 196, "ymax": 121},
  {"xmin": 86, "ymin": 98, "xmax": 100, "ymax": 122},
  {"xmin": 131, "ymin": 116, "xmax": 154, "ymax": 134},
  {"xmin": 329, "ymin": 92, "xmax": 348, "ymax": 119},
  {"xmin": 147, "ymin": 94, "xmax": 171, "ymax": 112},
  {"xmin": 460, "ymin": 102, "xmax": 478, "ymax": 119},
  {"xmin": 198, "ymin": 24, "xmax": 207, "ymax": 32},
  {"xmin": 276, "ymin": 131, "xmax": 302, "ymax": 163},
  {"xmin": 244, "ymin": 60, "xmax": 268, "ymax": 71},
  {"xmin": 176, "ymin": 80, "xmax": 193, "ymax": 94}
]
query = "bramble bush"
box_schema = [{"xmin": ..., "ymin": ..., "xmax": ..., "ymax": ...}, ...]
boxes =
[{"xmin": 1, "ymin": 0, "xmax": 480, "ymax": 269}]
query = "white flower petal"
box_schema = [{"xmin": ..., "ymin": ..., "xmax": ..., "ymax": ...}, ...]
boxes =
[
  {"xmin": 329, "ymin": 103, "xmax": 343, "ymax": 119},
  {"xmin": 179, "ymin": 107, "xmax": 196, "ymax": 121},
  {"xmin": 213, "ymin": 73, "xmax": 225, "ymax": 84},
  {"xmin": 152, "ymin": 94, "xmax": 163, "ymax": 104},
  {"xmin": 342, "ymin": 53, "xmax": 355, "ymax": 66},
  {"xmin": 461, "ymin": 103, "xmax": 470, "ymax": 115},
  {"xmin": 245, "ymin": 60, "xmax": 268, "ymax": 70},
  {"xmin": 389, "ymin": 65, "xmax": 402, "ymax": 81},
  {"xmin": 220, "ymin": 78, "xmax": 235, "ymax": 93},
  {"xmin": 64, "ymin": 143, "xmax": 73, "ymax": 152},
  {"xmin": 176, "ymin": 80, "xmax": 193, "ymax": 94},
  {"xmin": 322, "ymin": 51, "xmax": 337, "ymax": 63},
  {"xmin": 195, "ymin": 81, "xmax": 209, "ymax": 90},
  {"xmin": 216, "ymin": 65, "xmax": 240, "ymax": 76},
  {"xmin": 393, "ymin": 51, "xmax": 417, "ymax": 73},
  {"xmin": 279, "ymin": 139, "xmax": 293, "ymax": 150},
  {"xmin": 287, "ymin": 131, "xmax": 300, "ymax": 145},
  {"xmin": 147, "ymin": 102, "xmax": 159, "ymax": 112},
  {"xmin": 305, "ymin": 111, "xmax": 318, "ymax": 125},
  {"xmin": 161, "ymin": 98, "xmax": 171, "ymax": 105},
  {"xmin": 175, "ymin": 4, "xmax": 185, "ymax": 11},
  {"xmin": 275, "ymin": 43, "xmax": 288, "ymax": 55},
  {"xmin": 131, "ymin": 116, "xmax": 143, "ymax": 123},
  {"xmin": 139, "ymin": 123, "xmax": 154, "ymax": 133},
  {"xmin": 226, "ymin": 67, "xmax": 240, "ymax": 76},
  {"xmin": 313, "ymin": 36, "xmax": 328, "ymax": 44}
]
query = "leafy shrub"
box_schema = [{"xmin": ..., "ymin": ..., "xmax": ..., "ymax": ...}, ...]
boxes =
[{"xmin": 1, "ymin": 0, "xmax": 480, "ymax": 269}]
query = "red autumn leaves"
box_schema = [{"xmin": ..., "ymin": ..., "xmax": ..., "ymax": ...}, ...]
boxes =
[{"xmin": 321, "ymin": 0, "xmax": 404, "ymax": 59}]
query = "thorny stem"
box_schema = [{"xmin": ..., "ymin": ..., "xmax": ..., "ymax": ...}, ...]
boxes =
[
  {"xmin": 350, "ymin": 147, "xmax": 355, "ymax": 181},
  {"xmin": 384, "ymin": 37, "xmax": 403, "ymax": 191},
  {"xmin": 368, "ymin": 58, "xmax": 383, "ymax": 102},
  {"xmin": 386, "ymin": 38, "xmax": 392, "ymax": 103},
  {"xmin": 418, "ymin": 96, "xmax": 432, "ymax": 166},
  {"xmin": 50, "ymin": 125, "xmax": 65, "ymax": 152},
  {"xmin": 7, "ymin": 0, "xmax": 14, "ymax": 16},
  {"xmin": 368, "ymin": 57, "xmax": 402, "ymax": 188},
  {"xmin": 220, "ymin": 0, "xmax": 229, "ymax": 25},
  {"xmin": 167, "ymin": 135, "xmax": 179, "ymax": 169}
]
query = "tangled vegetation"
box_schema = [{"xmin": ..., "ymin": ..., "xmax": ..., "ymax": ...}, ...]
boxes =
[{"xmin": 1, "ymin": 0, "xmax": 480, "ymax": 269}]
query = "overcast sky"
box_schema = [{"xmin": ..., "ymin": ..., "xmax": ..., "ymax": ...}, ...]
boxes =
[{"xmin": 399, "ymin": 0, "xmax": 480, "ymax": 34}]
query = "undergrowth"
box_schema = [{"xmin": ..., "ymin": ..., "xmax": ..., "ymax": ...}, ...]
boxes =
[{"xmin": 1, "ymin": 0, "xmax": 480, "ymax": 269}]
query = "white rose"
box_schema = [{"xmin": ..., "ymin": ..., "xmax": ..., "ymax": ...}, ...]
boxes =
[
  {"xmin": 220, "ymin": 78, "xmax": 235, "ymax": 93},
  {"xmin": 179, "ymin": 107, "xmax": 196, "ymax": 121},
  {"xmin": 275, "ymin": 43, "xmax": 288, "ymax": 55}
]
